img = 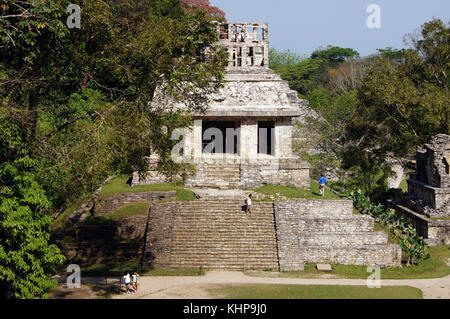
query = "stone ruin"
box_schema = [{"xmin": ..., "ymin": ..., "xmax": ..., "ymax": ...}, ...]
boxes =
[
  {"xmin": 391, "ymin": 134, "xmax": 450, "ymax": 246},
  {"xmin": 406, "ymin": 134, "xmax": 450, "ymax": 218},
  {"xmin": 132, "ymin": 22, "xmax": 313, "ymax": 189}
]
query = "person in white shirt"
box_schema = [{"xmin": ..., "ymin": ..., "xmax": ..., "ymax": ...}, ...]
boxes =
[
  {"xmin": 245, "ymin": 194, "xmax": 252, "ymax": 215},
  {"xmin": 123, "ymin": 272, "xmax": 133, "ymax": 294},
  {"xmin": 132, "ymin": 272, "xmax": 139, "ymax": 293}
]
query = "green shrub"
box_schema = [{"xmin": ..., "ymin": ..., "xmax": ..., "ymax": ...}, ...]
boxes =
[{"xmin": 350, "ymin": 190, "xmax": 430, "ymax": 266}]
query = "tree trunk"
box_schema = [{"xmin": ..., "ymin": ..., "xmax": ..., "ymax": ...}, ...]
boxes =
[{"xmin": 81, "ymin": 63, "xmax": 95, "ymax": 89}]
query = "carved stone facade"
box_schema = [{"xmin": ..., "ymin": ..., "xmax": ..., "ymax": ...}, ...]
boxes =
[
  {"xmin": 132, "ymin": 22, "xmax": 312, "ymax": 189},
  {"xmin": 406, "ymin": 134, "xmax": 450, "ymax": 218},
  {"xmin": 391, "ymin": 134, "xmax": 450, "ymax": 246}
]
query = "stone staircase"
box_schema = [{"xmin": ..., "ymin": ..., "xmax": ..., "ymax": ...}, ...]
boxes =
[
  {"xmin": 168, "ymin": 200, "xmax": 279, "ymax": 271},
  {"xmin": 275, "ymin": 200, "xmax": 402, "ymax": 269},
  {"xmin": 185, "ymin": 163, "xmax": 241, "ymax": 189},
  {"xmin": 143, "ymin": 198, "xmax": 402, "ymax": 272}
]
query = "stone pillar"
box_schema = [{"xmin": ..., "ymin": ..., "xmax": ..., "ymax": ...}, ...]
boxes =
[
  {"xmin": 241, "ymin": 120, "xmax": 258, "ymax": 163},
  {"xmin": 275, "ymin": 120, "xmax": 293, "ymax": 158},
  {"xmin": 193, "ymin": 119, "xmax": 202, "ymax": 162}
]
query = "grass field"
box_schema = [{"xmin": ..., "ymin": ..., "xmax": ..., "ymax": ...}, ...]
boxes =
[
  {"xmin": 100, "ymin": 175, "xmax": 196, "ymax": 201},
  {"xmin": 209, "ymin": 284, "xmax": 423, "ymax": 299},
  {"xmin": 253, "ymin": 181, "xmax": 342, "ymax": 200},
  {"xmin": 256, "ymin": 245, "xmax": 450, "ymax": 280},
  {"xmin": 105, "ymin": 202, "xmax": 151, "ymax": 220}
]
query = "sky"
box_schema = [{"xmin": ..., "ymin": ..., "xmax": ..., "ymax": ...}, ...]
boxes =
[{"xmin": 210, "ymin": 0, "xmax": 450, "ymax": 57}]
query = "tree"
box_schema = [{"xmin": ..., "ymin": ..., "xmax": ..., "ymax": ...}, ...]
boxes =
[
  {"xmin": 0, "ymin": 117, "xmax": 65, "ymax": 299},
  {"xmin": 0, "ymin": 0, "xmax": 227, "ymax": 297},
  {"xmin": 340, "ymin": 19, "xmax": 449, "ymax": 196},
  {"xmin": 311, "ymin": 45, "xmax": 360, "ymax": 67},
  {"xmin": 356, "ymin": 19, "xmax": 449, "ymax": 158},
  {"xmin": 327, "ymin": 57, "xmax": 374, "ymax": 95},
  {"xmin": 269, "ymin": 48, "xmax": 306, "ymax": 70},
  {"xmin": 181, "ymin": 0, "xmax": 226, "ymax": 20},
  {"xmin": 377, "ymin": 47, "xmax": 407, "ymax": 63},
  {"xmin": 276, "ymin": 58, "xmax": 324, "ymax": 96}
]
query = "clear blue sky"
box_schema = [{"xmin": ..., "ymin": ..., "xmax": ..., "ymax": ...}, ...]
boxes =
[{"xmin": 210, "ymin": 0, "xmax": 450, "ymax": 57}]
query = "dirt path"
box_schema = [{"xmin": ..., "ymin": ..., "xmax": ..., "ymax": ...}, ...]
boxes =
[{"xmin": 110, "ymin": 271, "xmax": 450, "ymax": 299}]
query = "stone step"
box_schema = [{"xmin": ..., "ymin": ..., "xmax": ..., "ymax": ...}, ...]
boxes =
[
  {"xmin": 169, "ymin": 256, "xmax": 278, "ymax": 262},
  {"xmin": 170, "ymin": 217, "xmax": 274, "ymax": 222},
  {"xmin": 275, "ymin": 200, "xmax": 354, "ymax": 216},
  {"xmin": 170, "ymin": 253, "xmax": 277, "ymax": 258},
  {"xmin": 175, "ymin": 209, "xmax": 273, "ymax": 212},
  {"xmin": 166, "ymin": 198, "xmax": 278, "ymax": 270},
  {"xmin": 174, "ymin": 203, "xmax": 274, "ymax": 206},
  {"xmin": 167, "ymin": 264, "xmax": 278, "ymax": 271},
  {"xmin": 298, "ymin": 215, "xmax": 374, "ymax": 232},
  {"xmin": 299, "ymin": 244, "xmax": 402, "ymax": 267},
  {"xmin": 174, "ymin": 207, "xmax": 274, "ymax": 211},
  {"xmin": 298, "ymin": 232, "xmax": 388, "ymax": 246},
  {"xmin": 170, "ymin": 240, "xmax": 277, "ymax": 246},
  {"xmin": 171, "ymin": 227, "xmax": 274, "ymax": 232}
]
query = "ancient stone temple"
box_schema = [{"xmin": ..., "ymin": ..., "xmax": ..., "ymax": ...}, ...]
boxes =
[
  {"xmin": 407, "ymin": 134, "xmax": 450, "ymax": 218},
  {"xmin": 132, "ymin": 22, "xmax": 311, "ymax": 189},
  {"xmin": 391, "ymin": 134, "xmax": 450, "ymax": 245}
]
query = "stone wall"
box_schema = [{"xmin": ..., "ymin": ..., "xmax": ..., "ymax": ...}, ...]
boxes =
[
  {"xmin": 58, "ymin": 242, "xmax": 143, "ymax": 264},
  {"xmin": 94, "ymin": 191, "xmax": 176, "ymax": 215},
  {"xmin": 76, "ymin": 215, "xmax": 148, "ymax": 241},
  {"xmin": 414, "ymin": 134, "xmax": 450, "ymax": 188},
  {"xmin": 274, "ymin": 199, "xmax": 402, "ymax": 270},
  {"xmin": 275, "ymin": 199, "xmax": 353, "ymax": 216},
  {"xmin": 298, "ymin": 232, "xmax": 388, "ymax": 246},
  {"xmin": 58, "ymin": 214, "xmax": 148, "ymax": 265},
  {"xmin": 390, "ymin": 202, "xmax": 450, "ymax": 246},
  {"xmin": 298, "ymin": 245, "xmax": 402, "ymax": 267},
  {"xmin": 298, "ymin": 216, "xmax": 374, "ymax": 233},
  {"xmin": 185, "ymin": 159, "xmax": 310, "ymax": 190},
  {"xmin": 407, "ymin": 179, "xmax": 450, "ymax": 217},
  {"xmin": 142, "ymin": 202, "xmax": 176, "ymax": 269}
]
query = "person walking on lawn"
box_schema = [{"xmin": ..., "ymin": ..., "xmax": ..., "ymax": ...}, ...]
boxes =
[{"xmin": 319, "ymin": 175, "xmax": 327, "ymax": 196}]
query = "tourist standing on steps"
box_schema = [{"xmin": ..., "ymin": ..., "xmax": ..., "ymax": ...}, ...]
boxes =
[
  {"xmin": 245, "ymin": 194, "xmax": 252, "ymax": 214},
  {"xmin": 319, "ymin": 175, "xmax": 327, "ymax": 196},
  {"xmin": 132, "ymin": 271, "xmax": 139, "ymax": 293}
]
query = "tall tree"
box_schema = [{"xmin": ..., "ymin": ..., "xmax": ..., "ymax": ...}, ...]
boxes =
[
  {"xmin": 355, "ymin": 19, "xmax": 449, "ymax": 158},
  {"xmin": 0, "ymin": 0, "xmax": 227, "ymax": 298},
  {"xmin": 0, "ymin": 116, "xmax": 65, "ymax": 299},
  {"xmin": 181, "ymin": 0, "xmax": 226, "ymax": 20}
]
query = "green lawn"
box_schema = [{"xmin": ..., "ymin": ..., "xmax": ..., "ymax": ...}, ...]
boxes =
[
  {"xmin": 100, "ymin": 175, "xmax": 195, "ymax": 201},
  {"xmin": 209, "ymin": 284, "xmax": 423, "ymax": 299},
  {"xmin": 253, "ymin": 181, "xmax": 342, "ymax": 200},
  {"xmin": 273, "ymin": 245, "xmax": 450, "ymax": 280},
  {"xmin": 105, "ymin": 202, "xmax": 151, "ymax": 220}
]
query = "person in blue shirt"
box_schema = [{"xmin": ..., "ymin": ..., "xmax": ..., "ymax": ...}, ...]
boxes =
[{"xmin": 318, "ymin": 176, "xmax": 327, "ymax": 196}]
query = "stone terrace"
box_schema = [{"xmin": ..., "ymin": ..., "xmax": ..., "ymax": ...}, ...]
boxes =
[{"xmin": 143, "ymin": 198, "xmax": 402, "ymax": 271}]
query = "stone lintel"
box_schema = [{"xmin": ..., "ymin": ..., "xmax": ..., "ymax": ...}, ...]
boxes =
[
  {"xmin": 195, "ymin": 110, "xmax": 302, "ymax": 118},
  {"xmin": 408, "ymin": 179, "xmax": 450, "ymax": 194}
]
